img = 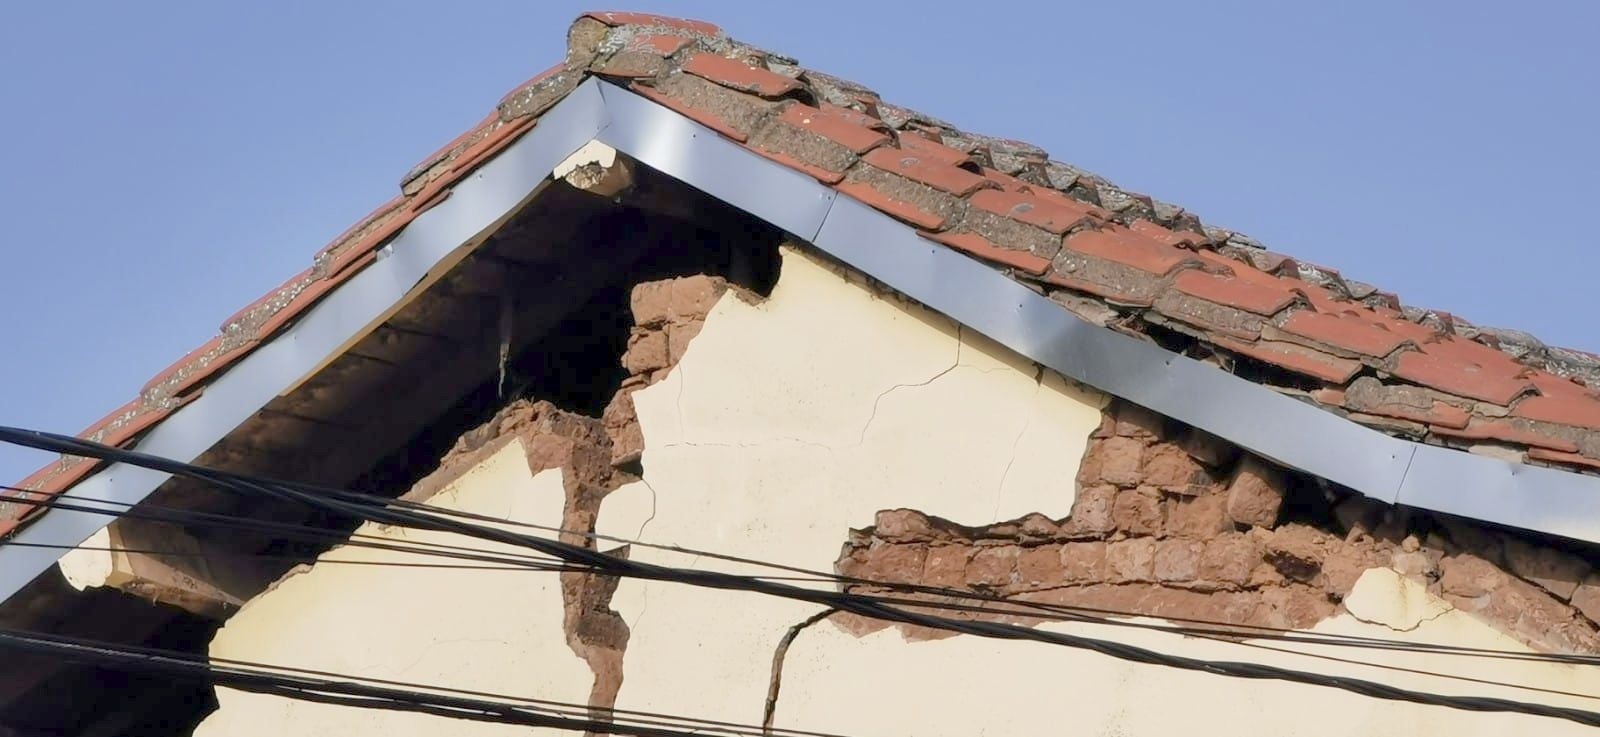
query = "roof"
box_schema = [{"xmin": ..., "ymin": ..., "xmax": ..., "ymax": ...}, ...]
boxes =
[{"xmin": 8, "ymin": 10, "xmax": 1600, "ymax": 537}]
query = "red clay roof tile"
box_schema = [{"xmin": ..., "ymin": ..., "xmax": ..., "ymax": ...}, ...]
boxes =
[
  {"xmin": 1061, "ymin": 228, "xmax": 1198, "ymax": 276},
  {"xmin": 1211, "ymin": 336, "xmax": 1364, "ymax": 384},
  {"xmin": 1527, "ymin": 447, "xmax": 1600, "ymax": 471},
  {"xmin": 1392, "ymin": 350, "xmax": 1533, "ymax": 406},
  {"xmin": 777, "ymin": 103, "xmax": 889, "ymax": 154},
  {"xmin": 969, "ymin": 188, "xmax": 1100, "ymax": 235},
  {"xmin": 860, "ymin": 146, "xmax": 991, "ymax": 196},
  {"xmin": 924, "ymin": 231, "xmax": 1051, "ymax": 276},
  {"xmin": 580, "ymin": 11, "xmax": 721, "ymax": 35},
  {"xmin": 681, "ymin": 53, "xmax": 802, "ymax": 98},
  {"xmin": 1513, "ymin": 395, "xmax": 1600, "ymax": 431},
  {"xmin": 1280, "ymin": 311, "xmax": 1408, "ymax": 358},
  {"xmin": 18, "ymin": 9, "xmax": 1600, "ymax": 533},
  {"xmin": 1172, "ymin": 270, "xmax": 1297, "ymax": 316},
  {"xmin": 1429, "ymin": 420, "xmax": 1580, "ymax": 453}
]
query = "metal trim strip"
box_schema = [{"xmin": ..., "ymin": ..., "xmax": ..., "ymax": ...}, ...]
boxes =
[
  {"xmin": 11, "ymin": 74, "xmax": 1600, "ymax": 607},
  {"xmin": 0, "ymin": 80, "xmax": 612, "ymax": 601}
]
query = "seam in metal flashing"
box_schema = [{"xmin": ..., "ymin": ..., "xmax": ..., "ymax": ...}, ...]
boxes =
[
  {"xmin": 588, "ymin": 81, "xmax": 1600, "ymax": 546},
  {"xmin": 11, "ymin": 76, "xmax": 1600, "ymax": 607}
]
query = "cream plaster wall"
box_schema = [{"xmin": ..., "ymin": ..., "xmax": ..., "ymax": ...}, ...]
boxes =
[
  {"xmin": 197, "ymin": 247, "xmax": 1600, "ymax": 736},
  {"xmin": 192, "ymin": 440, "xmax": 592, "ymax": 737}
]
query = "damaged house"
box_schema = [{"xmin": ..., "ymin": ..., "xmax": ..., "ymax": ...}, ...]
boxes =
[{"xmin": 6, "ymin": 10, "xmax": 1600, "ymax": 736}]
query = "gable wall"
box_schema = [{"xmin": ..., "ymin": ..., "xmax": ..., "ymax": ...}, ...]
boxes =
[{"xmin": 194, "ymin": 247, "xmax": 1600, "ymax": 736}]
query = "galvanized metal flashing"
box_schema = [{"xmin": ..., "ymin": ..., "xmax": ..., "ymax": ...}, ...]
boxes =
[
  {"xmin": 587, "ymin": 80, "xmax": 1600, "ymax": 544},
  {"xmin": 8, "ymin": 76, "xmax": 1600, "ymax": 606},
  {"xmin": 0, "ymin": 81, "xmax": 613, "ymax": 601}
]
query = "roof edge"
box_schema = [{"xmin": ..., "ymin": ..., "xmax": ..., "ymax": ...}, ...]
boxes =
[{"xmin": 587, "ymin": 79, "xmax": 1600, "ymax": 545}]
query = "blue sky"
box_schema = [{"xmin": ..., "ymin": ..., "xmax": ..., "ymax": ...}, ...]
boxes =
[{"xmin": 1, "ymin": 1, "xmax": 1596, "ymax": 483}]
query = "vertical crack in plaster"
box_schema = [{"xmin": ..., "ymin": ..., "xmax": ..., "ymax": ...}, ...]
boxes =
[
  {"xmin": 992, "ymin": 365, "xmax": 1046, "ymax": 524},
  {"xmin": 855, "ymin": 325, "xmax": 964, "ymax": 446},
  {"xmin": 762, "ymin": 608, "xmax": 836, "ymax": 734}
]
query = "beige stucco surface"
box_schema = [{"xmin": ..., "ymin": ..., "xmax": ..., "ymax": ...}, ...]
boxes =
[
  {"xmin": 192, "ymin": 440, "xmax": 592, "ymax": 737},
  {"xmin": 197, "ymin": 247, "xmax": 1600, "ymax": 735}
]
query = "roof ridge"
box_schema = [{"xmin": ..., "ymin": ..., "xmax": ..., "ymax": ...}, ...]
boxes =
[{"xmin": 7, "ymin": 10, "xmax": 1600, "ymax": 535}]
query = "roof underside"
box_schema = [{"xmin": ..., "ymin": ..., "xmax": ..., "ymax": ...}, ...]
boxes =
[{"xmin": 8, "ymin": 10, "xmax": 1600, "ymax": 540}]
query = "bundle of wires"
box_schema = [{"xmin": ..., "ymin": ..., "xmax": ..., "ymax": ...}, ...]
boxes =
[{"xmin": 4, "ymin": 425, "xmax": 1600, "ymax": 731}]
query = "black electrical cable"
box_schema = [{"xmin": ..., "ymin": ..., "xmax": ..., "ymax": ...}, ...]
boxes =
[
  {"xmin": 0, "ymin": 628, "xmax": 852, "ymax": 737},
  {"xmin": 1, "ymin": 627, "xmax": 855, "ymax": 737},
  {"xmin": 9, "ymin": 426, "xmax": 1600, "ymax": 727},
  {"xmin": 15, "ymin": 480, "xmax": 1600, "ymax": 672}
]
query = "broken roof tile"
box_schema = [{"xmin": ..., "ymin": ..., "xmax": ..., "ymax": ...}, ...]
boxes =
[
  {"xmin": 924, "ymin": 231, "xmax": 1051, "ymax": 276},
  {"xmin": 1429, "ymin": 420, "xmax": 1581, "ymax": 453},
  {"xmin": 777, "ymin": 103, "xmax": 889, "ymax": 154},
  {"xmin": 1061, "ymin": 227, "xmax": 1199, "ymax": 276},
  {"xmin": 1339, "ymin": 376, "xmax": 1473, "ymax": 430},
  {"xmin": 1392, "ymin": 350, "xmax": 1533, "ymax": 406},
  {"xmin": 1514, "ymin": 394, "xmax": 1600, "ymax": 431},
  {"xmin": 629, "ymin": 75, "xmax": 776, "ymax": 142},
  {"xmin": 1211, "ymin": 336, "xmax": 1364, "ymax": 384},
  {"xmin": 836, "ymin": 165, "xmax": 964, "ymax": 230},
  {"xmin": 681, "ymin": 53, "xmax": 803, "ymax": 98},
  {"xmin": 20, "ymin": 9, "xmax": 1600, "ymax": 533},
  {"xmin": 969, "ymin": 188, "xmax": 1101, "ymax": 235},
  {"xmin": 1172, "ymin": 270, "xmax": 1297, "ymax": 316},
  {"xmin": 860, "ymin": 146, "xmax": 991, "ymax": 196},
  {"xmin": 1152, "ymin": 291, "xmax": 1267, "ymax": 340},
  {"xmin": 1279, "ymin": 311, "xmax": 1409, "ymax": 358},
  {"xmin": 581, "ymin": 11, "xmax": 721, "ymax": 35},
  {"xmin": 1527, "ymin": 447, "xmax": 1600, "ymax": 472}
]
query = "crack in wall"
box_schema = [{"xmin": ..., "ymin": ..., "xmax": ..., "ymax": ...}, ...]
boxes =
[
  {"xmin": 992, "ymin": 366, "xmax": 1047, "ymax": 524},
  {"xmin": 854, "ymin": 325, "xmax": 965, "ymax": 447},
  {"xmin": 762, "ymin": 608, "xmax": 835, "ymax": 734}
]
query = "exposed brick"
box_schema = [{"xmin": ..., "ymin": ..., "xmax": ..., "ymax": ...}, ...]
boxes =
[
  {"xmin": 1440, "ymin": 554, "xmax": 1504, "ymax": 598},
  {"xmin": 1017, "ymin": 545, "xmax": 1067, "ymax": 587},
  {"xmin": 921, "ymin": 545, "xmax": 971, "ymax": 588},
  {"xmin": 1112, "ymin": 487, "xmax": 1163, "ymax": 536},
  {"xmin": 1571, "ymin": 575, "xmax": 1600, "ymax": 625},
  {"xmin": 1199, "ymin": 534, "xmax": 1259, "ymax": 588},
  {"xmin": 1167, "ymin": 493, "xmax": 1233, "ymax": 538},
  {"xmin": 1114, "ymin": 403, "xmax": 1166, "ymax": 440},
  {"xmin": 1063, "ymin": 485, "xmax": 1116, "ymax": 537},
  {"xmin": 1105, "ymin": 538, "xmax": 1158, "ymax": 583},
  {"xmin": 966, "ymin": 546, "xmax": 1020, "ymax": 587},
  {"xmin": 875, "ymin": 509, "xmax": 964, "ymax": 544},
  {"xmin": 1226, "ymin": 456, "xmax": 1285, "ymax": 529},
  {"xmin": 621, "ymin": 330, "xmax": 668, "ymax": 374},
  {"xmin": 1142, "ymin": 443, "xmax": 1210, "ymax": 492},
  {"xmin": 1094, "ymin": 436, "xmax": 1145, "ymax": 486},
  {"xmin": 859, "ymin": 543, "xmax": 928, "ymax": 585},
  {"xmin": 1501, "ymin": 535, "xmax": 1589, "ymax": 601},
  {"xmin": 1154, "ymin": 539, "xmax": 1203, "ymax": 583},
  {"xmin": 1174, "ymin": 427, "xmax": 1238, "ymax": 468},
  {"xmin": 1263, "ymin": 524, "xmax": 1331, "ymax": 584},
  {"xmin": 666, "ymin": 321, "xmax": 704, "ymax": 365},
  {"xmin": 1060, "ymin": 542, "xmax": 1107, "ymax": 582}
]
